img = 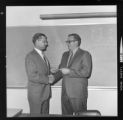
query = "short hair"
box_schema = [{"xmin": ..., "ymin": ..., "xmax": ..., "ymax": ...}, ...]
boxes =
[
  {"xmin": 32, "ymin": 33, "xmax": 47, "ymax": 45},
  {"xmin": 68, "ymin": 33, "xmax": 81, "ymax": 46}
]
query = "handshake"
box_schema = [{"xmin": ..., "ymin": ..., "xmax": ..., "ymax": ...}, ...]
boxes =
[
  {"xmin": 48, "ymin": 74, "xmax": 55, "ymax": 84},
  {"xmin": 48, "ymin": 67, "xmax": 71, "ymax": 84}
]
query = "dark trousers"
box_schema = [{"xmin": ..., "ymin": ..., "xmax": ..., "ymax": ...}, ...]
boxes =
[
  {"xmin": 61, "ymin": 93, "xmax": 87, "ymax": 115},
  {"xmin": 41, "ymin": 100, "xmax": 49, "ymax": 114},
  {"xmin": 28, "ymin": 97, "xmax": 49, "ymax": 115}
]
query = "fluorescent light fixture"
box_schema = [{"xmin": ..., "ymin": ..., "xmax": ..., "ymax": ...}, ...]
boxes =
[{"xmin": 40, "ymin": 12, "xmax": 116, "ymax": 20}]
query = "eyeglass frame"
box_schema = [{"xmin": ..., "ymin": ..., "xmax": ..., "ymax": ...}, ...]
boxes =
[{"xmin": 65, "ymin": 40, "xmax": 77, "ymax": 44}]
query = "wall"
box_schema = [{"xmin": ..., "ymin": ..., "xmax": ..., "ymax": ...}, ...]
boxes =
[
  {"xmin": 6, "ymin": 24, "xmax": 117, "ymax": 87},
  {"xmin": 6, "ymin": 6, "xmax": 117, "ymax": 116},
  {"xmin": 6, "ymin": 6, "xmax": 117, "ymax": 87},
  {"xmin": 7, "ymin": 86, "xmax": 117, "ymax": 116},
  {"xmin": 6, "ymin": 6, "xmax": 116, "ymax": 26}
]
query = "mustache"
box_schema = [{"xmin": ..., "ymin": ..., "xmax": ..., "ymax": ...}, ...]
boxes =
[{"xmin": 43, "ymin": 44, "xmax": 48, "ymax": 51}]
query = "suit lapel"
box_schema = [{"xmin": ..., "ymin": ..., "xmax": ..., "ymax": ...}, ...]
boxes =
[
  {"xmin": 33, "ymin": 49, "xmax": 49, "ymax": 73},
  {"xmin": 68, "ymin": 48, "xmax": 81, "ymax": 67}
]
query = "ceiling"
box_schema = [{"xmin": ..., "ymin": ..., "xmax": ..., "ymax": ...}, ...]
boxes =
[{"xmin": 6, "ymin": 6, "xmax": 116, "ymax": 26}]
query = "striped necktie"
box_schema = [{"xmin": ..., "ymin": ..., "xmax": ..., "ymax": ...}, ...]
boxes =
[
  {"xmin": 43, "ymin": 55, "xmax": 47, "ymax": 63},
  {"xmin": 43, "ymin": 54, "xmax": 49, "ymax": 66},
  {"xmin": 43, "ymin": 54, "xmax": 50, "ymax": 74},
  {"xmin": 43, "ymin": 54, "xmax": 48, "ymax": 66},
  {"xmin": 67, "ymin": 51, "xmax": 73, "ymax": 67}
]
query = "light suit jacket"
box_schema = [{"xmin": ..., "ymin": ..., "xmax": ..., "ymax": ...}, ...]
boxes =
[
  {"xmin": 25, "ymin": 49, "xmax": 51, "ymax": 103},
  {"xmin": 54, "ymin": 48, "xmax": 92, "ymax": 100}
]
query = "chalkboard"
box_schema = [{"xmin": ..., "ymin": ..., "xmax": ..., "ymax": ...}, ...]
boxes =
[{"xmin": 6, "ymin": 24, "xmax": 117, "ymax": 87}]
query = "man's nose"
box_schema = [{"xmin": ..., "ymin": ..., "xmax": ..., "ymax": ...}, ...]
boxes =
[{"xmin": 45, "ymin": 42, "xmax": 48, "ymax": 45}]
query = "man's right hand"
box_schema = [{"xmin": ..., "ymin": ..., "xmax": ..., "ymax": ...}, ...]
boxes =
[{"xmin": 48, "ymin": 74, "xmax": 55, "ymax": 84}]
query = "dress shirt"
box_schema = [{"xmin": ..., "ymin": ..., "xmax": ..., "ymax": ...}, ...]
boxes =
[
  {"xmin": 34, "ymin": 48, "xmax": 45, "ymax": 60},
  {"xmin": 72, "ymin": 47, "xmax": 79, "ymax": 56}
]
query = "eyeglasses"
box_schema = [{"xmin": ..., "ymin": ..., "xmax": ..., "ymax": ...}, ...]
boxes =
[{"xmin": 65, "ymin": 40, "xmax": 77, "ymax": 44}]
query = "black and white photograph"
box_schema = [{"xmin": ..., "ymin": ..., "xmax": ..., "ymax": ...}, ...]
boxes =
[{"xmin": 1, "ymin": 1, "xmax": 122, "ymax": 118}]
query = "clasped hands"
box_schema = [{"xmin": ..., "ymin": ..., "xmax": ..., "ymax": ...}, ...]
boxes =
[
  {"xmin": 48, "ymin": 67, "xmax": 58, "ymax": 84},
  {"xmin": 48, "ymin": 67, "xmax": 70, "ymax": 84},
  {"xmin": 48, "ymin": 74, "xmax": 55, "ymax": 84},
  {"xmin": 51, "ymin": 67, "xmax": 70, "ymax": 75}
]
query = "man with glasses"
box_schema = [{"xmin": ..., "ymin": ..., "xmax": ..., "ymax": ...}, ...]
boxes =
[
  {"xmin": 25, "ymin": 33, "xmax": 53, "ymax": 115},
  {"xmin": 52, "ymin": 33, "xmax": 92, "ymax": 115}
]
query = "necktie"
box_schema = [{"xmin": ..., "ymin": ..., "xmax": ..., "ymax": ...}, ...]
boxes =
[
  {"xmin": 43, "ymin": 54, "xmax": 50, "ymax": 74},
  {"xmin": 43, "ymin": 55, "xmax": 47, "ymax": 63},
  {"xmin": 43, "ymin": 54, "xmax": 48, "ymax": 66},
  {"xmin": 67, "ymin": 51, "xmax": 73, "ymax": 67}
]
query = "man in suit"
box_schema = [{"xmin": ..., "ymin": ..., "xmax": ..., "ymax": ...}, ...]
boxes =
[
  {"xmin": 25, "ymin": 33, "xmax": 53, "ymax": 115},
  {"xmin": 52, "ymin": 33, "xmax": 92, "ymax": 115}
]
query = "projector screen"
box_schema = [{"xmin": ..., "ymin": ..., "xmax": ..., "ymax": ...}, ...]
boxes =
[{"xmin": 6, "ymin": 24, "xmax": 117, "ymax": 87}]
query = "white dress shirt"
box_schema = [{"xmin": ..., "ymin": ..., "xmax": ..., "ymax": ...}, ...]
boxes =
[
  {"xmin": 72, "ymin": 47, "xmax": 79, "ymax": 56},
  {"xmin": 34, "ymin": 47, "xmax": 49, "ymax": 67},
  {"xmin": 34, "ymin": 47, "xmax": 50, "ymax": 74},
  {"xmin": 34, "ymin": 48, "xmax": 45, "ymax": 60}
]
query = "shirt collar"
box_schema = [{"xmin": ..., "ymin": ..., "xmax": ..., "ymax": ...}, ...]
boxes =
[
  {"xmin": 70, "ymin": 47, "xmax": 79, "ymax": 55},
  {"xmin": 34, "ymin": 47, "xmax": 43, "ymax": 57}
]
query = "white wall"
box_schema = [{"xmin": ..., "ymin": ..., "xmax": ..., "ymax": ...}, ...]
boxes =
[
  {"xmin": 6, "ymin": 6, "xmax": 116, "ymax": 26},
  {"xmin": 7, "ymin": 86, "xmax": 117, "ymax": 116}
]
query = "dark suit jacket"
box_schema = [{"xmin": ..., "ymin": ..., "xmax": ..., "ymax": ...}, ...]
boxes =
[
  {"xmin": 25, "ymin": 49, "xmax": 51, "ymax": 103},
  {"xmin": 54, "ymin": 48, "xmax": 92, "ymax": 99}
]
